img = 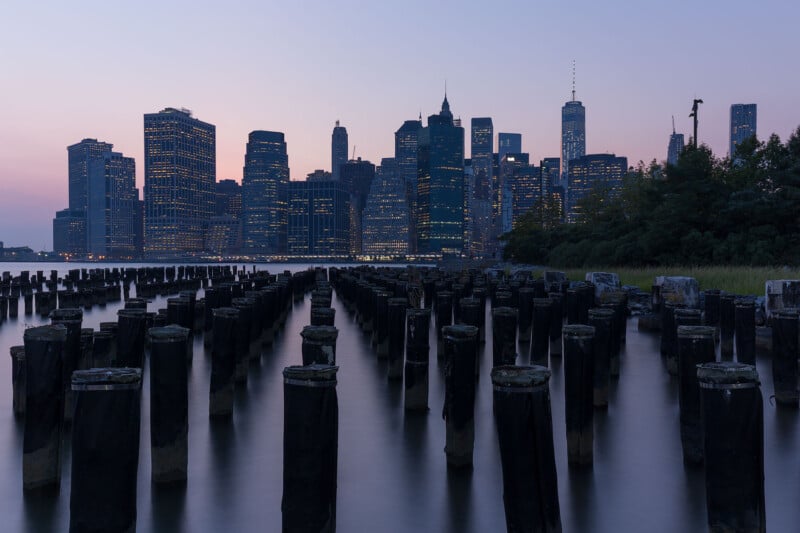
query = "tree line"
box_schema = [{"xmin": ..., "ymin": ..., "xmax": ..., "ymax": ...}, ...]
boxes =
[{"xmin": 502, "ymin": 127, "xmax": 800, "ymax": 267}]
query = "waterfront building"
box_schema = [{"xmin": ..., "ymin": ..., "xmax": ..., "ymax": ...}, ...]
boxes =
[
  {"xmin": 205, "ymin": 216, "xmax": 241, "ymax": 256},
  {"xmin": 86, "ymin": 150, "xmax": 137, "ymax": 258},
  {"xmin": 567, "ymin": 153, "xmax": 627, "ymax": 223},
  {"xmin": 416, "ymin": 95, "xmax": 465, "ymax": 255},
  {"xmin": 730, "ymin": 103, "xmax": 757, "ymax": 159},
  {"xmin": 470, "ymin": 118, "xmax": 493, "ymax": 258},
  {"xmin": 52, "ymin": 209, "xmax": 86, "ymax": 256},
  {"xmin": 287, "ymin": 179, "xmax": 350, "ymax": 256},
  {"xmin": 144, "ymin": 107, "xmax": 215, "ymax": 257},
  {"xmin": 215, "ymin": 179, "xmax": 242, "ymax": 218},
  {"xmin": 331, "ymin": 121, "xmax": 348, "ymax": 182},
  {"xmin": 340, "ymin": 157, "xmax": 375, "ymax": 254},
  {"xmin": 395, "ymin": 119, "xmax": 423, "ymax": 253},
  {"xmin": 362, "ymin": 158, "xmax": 409, "ymax": 257},
  {"xmin": 241, "ymin": 130, "xmax": 289, "ymax": 255}
]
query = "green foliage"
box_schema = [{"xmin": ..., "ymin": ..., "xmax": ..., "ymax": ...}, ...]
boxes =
[{"xmin": 503, "ymin": 126, "xmax": 800, "ymax": 267}]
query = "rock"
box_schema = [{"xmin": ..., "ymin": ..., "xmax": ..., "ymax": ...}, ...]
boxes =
[
  {"xmin": 585, "ymin": 272, "xmax": 620, "ymax": 299},
  {"xmin": 765, "ymin": 280, "xmax": 800, "ymax": 319},
  {"xmin": 655, "ymin": 276, "xmax": 700, "ymax": 309}
]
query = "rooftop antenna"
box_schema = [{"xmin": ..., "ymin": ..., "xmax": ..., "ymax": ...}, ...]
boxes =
[
  {"xmin": 352, "ymin": 146, "xmax": 356, "ymax": 160},
  {"xmin": 672, "ymin": 115, "xmax": 676, "ymax": 134},
  {"xmin": 572, "ymin": 60, "xmax": 576, "ymax": 102},
  {"xmin": 335, "ymin": 119, "xmax": 340, "ymax": 128}
]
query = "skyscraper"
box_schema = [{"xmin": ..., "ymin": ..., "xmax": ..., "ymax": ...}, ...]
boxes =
[
  {"xmin": 561, "ymin": 91, "xmax": 586, "ymax": 186},
  {"xmin": 68, "ymin": 139, "xmax": 114, "ymax": 214},
  {"xmin": 144, "ymin": 108, "xmax": 215, "ymax": 257},
  {"xmin": 470, "ymin": 118, "xmax": 493, "ymax": 258},
  {"xmin": 288, "ymin": 179, "xmax": 350, "ymax": 256},
  {"xmin": 667, "ymin": 123, "xmax": 685, "ymax": 166},
  {"xmin": 362, "ymin": 158, "xmax": 409, "ymax": 257},
  {"xmin": 52, "ymin": 209, "xmax": 86, "ymax": 256},
  {"xmin": 567, "ymin": 154, "xmax": 627, "ymax": 223},
  {"xmin": 417, "ymin": 95, "xmax": 465, "ymax": 255},
  {"xmin": 395, "ymin": 119, "xmax": 422, "ymax": 252},
  {"xmin": 86, "ymin": 150, "xmax": 137, "ymax": 258},
  {"xmin": 497, "ymin": 133, "xmax": 522, "ymax": 164},
  {"xmin": 730, "ymin": 104, "xmax": 757, "ymax": 158},
  {"xmin": 340, "ymin": 157, "xmax": 375, "ymax": 254},
  {"xmin": 242, "ymin": 130, "xmax": 289, "ymax": 254},
  {"xmin": 331, "ymin": 121, "xmax": 348, "ymax": 182}
]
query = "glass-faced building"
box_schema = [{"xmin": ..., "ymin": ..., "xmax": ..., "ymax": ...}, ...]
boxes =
[
  {"xmin": 331, "ymin": 121, "xmax": 348, "ymax": 182},
  {"xmin": 395, "ymin": 119, "xmax": 422, "ymax": 253},
  {"xmin": 497, "ymin": 133, "xmax": 522, "ymax": 164},
  {"xmin": 87, "ymin": 151, "xmax": 137, "ymax": 258},
  {"xmin": 52, "ymin": 209, "xmax": 86, "ymax": 256},
  {"xmin": 470, "ymin": 118, "xmax": 493, "ymax": 258},
  {"xmin": 242, "ymin": 130, "xmax": 289, "ymax": 255},
  {"xmin": 340, "ymin": 157, "xmax": 375, "ymax": 255},
  {"xmin": 667, "ymin": 132, "xmax": 685, "ymax": 166},
  {"xmin": 567, "ymin": 153, "xmax": 627, "ymax": 223},
  {"xmin": 730, "ymin": 103, "xmax": 757, "ymax": 158},
  {"xmin": 416, "ymin": 96, "xmax": 465, "ymax": 255},
  {"xmin": 362, "ymin": 158, "xmax": 409, "ymax": 257},
  {"xmin": 144, "ymin": 108, "xmax": 215, "ymax": 257},
  {"xmin": 288, "ymin": 180, "xmax": 350, "ymax": 257},
  {"xmin": 561, "ymin": 99, "xmax": 586, "ymax": 184}
]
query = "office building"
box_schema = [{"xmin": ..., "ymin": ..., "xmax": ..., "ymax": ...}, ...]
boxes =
[
  {"xmin": 288, "ymin": 179, "xmax": 350, "ymax": 256},
  {"xmin": 416, "ymin": 95, "xmax": 465, "ymax": 255},
  {"xmin": 567, "ymin": 154, "xmax": 627, "ymax": 223},
  {"xmin": 52, "ymin": 209, "xmax": 86, "ymax": 256},
  {"xmin": 215, "ymin": 179, "xmax": 242, "ymax": 218},
  {"xmin": 730, "ymin": 103, "xmax": 757, "ymax": 159},
  {"xmin": 498, "ymin": 133, "xmax": 522, "ymax": 163},
  {"xmin": 561, "ymin": 94, "xmax": 586, "ymax": 185},
  {"xmin": 242, "ymin": 130, "xmax": 289, "ymax": 254},
  {"xmin": 395, "ymin": 119, "xmax": 422, "ymax": 252},
  {"xmin": 86, "ymin": 150, "xmax": 137, "ymax": 258},
  {"xmin": 340, "ymin": 157, "xmax": 375, "ymax": 254},
  {"xmin": 144, "ymin": 107, "xmax": 215, "ymax": 257},
  {"xmin": 332, "ymin": 121, "xmax": 348, "ymax": 181},
  {"xmin": 470, "ymin": 118, "xmax": 493, "ymax": 258},
  {"xmin": 362, "ymin": 158, "xmax": 409, "ymax": 256},
  {"xmin": 667, "ymin": 129, "xmax": 685, "ymax": 166}
]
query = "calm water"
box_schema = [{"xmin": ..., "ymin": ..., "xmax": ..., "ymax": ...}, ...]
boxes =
[{"xmin": 0, "ymin": 262, "xmax": 798, "ymax": 532}]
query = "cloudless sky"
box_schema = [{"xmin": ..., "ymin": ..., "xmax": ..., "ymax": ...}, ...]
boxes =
[{"xmin": 1, "ymin": 0, "xmax": 798, "ymax": 248}]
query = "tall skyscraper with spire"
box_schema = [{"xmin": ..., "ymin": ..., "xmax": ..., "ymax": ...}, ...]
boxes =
[
  {"xmin": 561, "ymin": 64, "xmax": 586, "ymax": 187},
  {"xmin": 331, "ymin": 121, "xmax": 348, "ymax": 181},
  {"xmin": 242, "ymin": 130, "xmax": 289, "ymax": 254},
  {"xmin": 417, "ymin": 93, "xmax": 465, "ymax": 254},
  {"xmin": 144, "ymin": 107, "xmax": 215, "ymax": 257},
  {"xmin": 730, "ymin": 103, "xmax": 757, "ymax": 159},
  {"xmin": 667, "ymin": 117, "xmax": 685, "ymax": 166}
]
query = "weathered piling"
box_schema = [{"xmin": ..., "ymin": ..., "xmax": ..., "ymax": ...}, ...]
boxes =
[
  {"xmin": 203, "ymin": 288, "xmax": 220, "ymax": 347},
  {"xmin": 116, "ymin": 309, "xmax": 147, "ymax": 368},
  {"xmin": 677, "ymin": 326, "xmax": 716, "ymax": 465},
  {"xmin": 459, "ymin": 297, "xmax": 483, "ymax": 343},
  {"xmin": 167, "ymin": 297, "xmax": 194, "ymax": 361},
  {"xmin": 442, "ymin": 324, "xmax": 479, "ymax": 468},
  {"xmin": 301, "ymin": 326, "xmax": 339, "ymax": 366},
  {"xmin": 704, "ymin": 289, "xmax": 721, "ymax": 328},
  {"xmin": 231, "ymin": 298, "xmax": 255, "ymax": 382},
  {"xmin": 70, "ymin": 368, "xmax": 142, "ymax": 533},
  {"xmin": 24, "ymin": 292, "xmax": 33, "ymax": 316},
  {"xmin": 374, "ymin": 291, "xmax": 391, "ymax": 358},
  {"xmin": 387, "ymin": 298, "xmax": 408, "ymax": 379},
  {"xmin": 588, "ymin": 308, "xmax": 614, "ymax": 408},
  {"xmin": 548, "ymin": 293, "xmax": 564, "ymax": 357},
  {"xmin": 563, "ymin": 324, "xmax": 595, "ymax": 466},
  {"xmin": 531, "ymin": 298, "xmax": 552, "ymax": 366},
  {"xmin": 734, "ymin": 299, "xmax": 756, "ymax": 365},
  {"xmin": 282, "ymin": 364, "xmax": 339, "ymax": 533},
  {"xmin": 771, "ymin": 309, "xmax": 799, "ymax": 406},
  {"xmin": 660, "ymin": 301, "xmax": 683, "ymax": 376},
  {"xmin": 148, "ymin": 326, "xmax": 190, "ymax": 483},
  {"xmin": 719, "ymin": 294, "xmax": 736, "ymax": 359},
  {"xmin": 311, "ymin": 307, "xmax": 336, "ymax": 327},
  {"xmin": 78, "ymin": 328, "xmax": 93, "ymax": 370},
  {"xmin": 405, "ymin": 308, "xmax": 431, "ymax": 411},
  {"xmin": 10, "ymin": 345, "xmax": 25, "ymax": 416},
  {"xmin": 50, "ymin": 308, "xmax": 83, "ymax": 422},
  {"xmin": 436, "ymin": 292, "xmax": 453, "ymax": 357},
  {"xmin": 92, "ymin": 330, "xmax": 114, "ymax": 368},
  {"xmin": 22, "ymin": 324, "xmax": 67, "ymax": 491},
  {"xmin": 210, "ymin": 307, "xmax": 238, "ymax": 417},
  {"xmin": 698, "ymin": 362, "xmax": 764, "ymax": 532},
  {"xmin": 671, "ymin": 308, "xmax": 702, "ymax": 377},
  {"xmin": 492, "ymin": 365, "xmax": 562, "ymax": 533},
  {"xmin": 7, "ymin": 294, "xmax": 18, "ymax": 318},
  {"xmin": 492, "ymin": 307, "xmax": 518, "ymax": 367}
]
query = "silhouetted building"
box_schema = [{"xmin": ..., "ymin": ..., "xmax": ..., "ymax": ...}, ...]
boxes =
[
  {"xmin": 667, "ymin": 131, "xmax": 685, "ymax": 166},
  {"xmin": 242, "ymin": 130, "xmax": 289, "ymax": 255},
  {"xmin": 510, "ymin": 164, "xmax": 544, "ymax": 227},
  {"xmin": 417, "ymin": 95, "xmax": 465, "ymax": 255},
  {"xmin": 68, "ymin": 139, "xmax": 113, "ymax": 215},
  {"xmin": 144, "ymin": 107, "xmax": 215, "ymax": 257},
  {"xmin": 395, "ymin": 119, "xmax": 422, "ymax": 252},
  {"xmin": 288, "ymin": 180, "xmax": 350, "ymax": 256},
  {"xmin": 561, "ymin": 97, "xmax": 586, "ymax": 185},
  {"xmin": 541, "ymin": 157, "xmax": 563, "ymax": 221},
  {"xmin": 730, "ymin": 103, "xmax": 757, "ymax": 159},
  {"xmin": 498, "ymin": 133, "xmax": 522, "ymax": 163},
  {"xmin": 340, "ymin": 157, "xmax": 375, "ymax": 254},
  {"xmin": 470, "ymin": 118, "xmax": 493, "ymax": 257},
  {"xmin": 331, "ymin": 121, "xmax": 348, "ymax": 182},
  {"xmin": 498, "ymin": 154, "xmax": 530, "ymax": 234},
  {"xmin": 215, "ymin": 179, "xmax": 242, "ymax": 218},
  {"xmin": 307, "ymin": 170, "xmax": 332, "ymax": 182},
  {"xmin": 86, "ymin": 149, "xmax": 137, "ymax": 258},
  {"xmin": 362, "ymin": 158, "xmax": 409, "ymax": 257},
  {"xmin": 53, "ymin": 209, "xmax": 86, "ymax": 256},
  {"xmin": 567, "ymin": 154, "xmax": 627, "ymax": 223},
  {"xmin": 205, "ymin": 216, "xmax": 241, "ymax": 256}
]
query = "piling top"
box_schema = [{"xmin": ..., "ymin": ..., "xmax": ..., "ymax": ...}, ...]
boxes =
[
  {"xmin": 492, "ymin": 306, "xmax": 518, "ymax": 319},
  {"xmin": 212, "ymin": 307, "xmax": 240, "ymax": 319},
  {"xmin": 99, "ymin": 322, "xmax": 118, "ymax": 332},
  {"xmin": 674, "ymin": 308, "xmax": 702, "ymax": 318},
  {"xmin": 80, "ymin": 327, "xmax": 94, "ymax": 336},
  {"xmin": 93, "ymin": 330, "xmax": 113, "ymax": 340},
  {"xmin": 49, "ymin": 308, "xmax": 83, "ymax": 322},
  {"xmin": 518, "ymin": 287, "xmax": 535, "ymax": 295},
  {"xmin": 734, "ymin": 298, "xmax": 755, "ymax": 308},
  {"xmin": 532, "ymin": 298, "xmax": 552, "ymax": 307},
  {"xmin": 300, "ymin": 325, "xmax": 339, "ymax": 341},
  {"xmin": 442, "ymin": 324, "xmax": 479, "ymax": 339},
  {"xmin": 407, "ymin": 307, "xmax": 431, "ymax": 319},
  {"xmin": 459, "ymin": 297, "xmax": 480, "ymax": 307},
  {"xmin": 719, "ymin": 293, "xmax": 736, "ymax": 302},
  {"xmin": 167, "ymin": 297, "xmax": 191, "ymax": 306},
  {"xmin": 491, "ymin": 365, "xmax": 550, "ymax": 389},
  {"xmin": 697, "ymin": 361, "xmax": 759, "ymax": 387},
  {"xmin": 24, "ymin": 324, "xmax": 67, "ymax": 342},
  {"xmin": 10, "ymin": 346, "xmax": 25, "ymax": 360},
  {"xmin": 676, "ymin": 325, "xmax": 716, "ymax": 339},
  {"xmin": 388, "ymin": 297, "xmax": 408, "ymax": 307},
  {"xmin": 148, "ymin": 325, "xmax": 190, "ymax": 343},
  {"xmin": 776, "ymin": 308, "xmax": 799, "ymax": 319},
  {"xmin": 311, "ymin": 307, "xmax": 336, "ymax": 316},
  {"xmin": 283, "ymin": 364, "xmax": 338, "ymax": 385},
  {"xmin": 588, "ymin": 308, "xmax": 615, "ymax": 319},
  {"xmin": 562, "ymin": 324, "xmax": 595, "ymax": 338},
  {"xmin": 231, "ymin": 297, "xmax": 256, "ymax": 308},
  {"xmin": 124, "ymin": 298, "xmax": 147, "ymax": 309},
  {"xmin": 71, "ymin": 367, "xmax": 142, "ymax": 390},
  {"xmin": 117, "ymin": 308, "xmax": 146, "ymax": 318}
]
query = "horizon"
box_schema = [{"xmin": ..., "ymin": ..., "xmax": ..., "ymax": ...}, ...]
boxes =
[{"xmin": 1, "ymin": 0, "xmax": 799, "ymax": 248}]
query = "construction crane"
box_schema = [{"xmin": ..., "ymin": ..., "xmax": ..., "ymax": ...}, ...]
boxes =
[{"xmin": 689, "ymin": 98, "xmax": 703, "ymax": 148}]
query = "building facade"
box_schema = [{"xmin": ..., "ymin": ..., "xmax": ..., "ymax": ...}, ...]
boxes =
[
  {"xmin": 730, "ymin": 103, "xmax": 757, "ymax": 159},
  {"xmin": 86, "ymin": 150, "xmax": 137, "ymax": 258},
  {"xmin": 567, "ymin": 154, "xmax": 627, "ymax": 223},
  {"xmin": 667, "ymin": 131, "xmax": 685, "ymax": 166},
  {"xmin": 241, "ymin": 130, "xmax": 289, "ymax": 255},
  {"xmin": 362, "ymin": 158, "xmax": 409, "ymax": 257},
  {"xmin": 470, "ymin": 118, "xmax": 493, "ymax": 258},
  {"xmin": 395, "ymin": 119, "xmax": 422, "ymax": 253},
  {"xmin": 340, "ymin": 157, "xmax": 375, "ymax": 255},
  {"xmin": 288, "ymin": 180, "xmax": 350, "ymax": 256},
  {"xmin": 52, "ymin": 209, "xmax": 86, "ymax": 256},
  {"xmin": 331, "ymin": 121, "xmax": 348, "ymax": 182},
  {"xmin": 144, "ymin": 108, "xmax": 215, "ymax": 257},
  {"xmin": 561, "ymin": 99, "xmax": 586, "ymax": 185},
  {"xmin": 497, "ymin": 133, "xmax": 522, "ymax": 164}
]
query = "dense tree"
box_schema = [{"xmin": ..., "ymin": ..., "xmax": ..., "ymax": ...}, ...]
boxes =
[{"xmin": 502, "ymin": 127, "xmax": 800, "ymax": 267}]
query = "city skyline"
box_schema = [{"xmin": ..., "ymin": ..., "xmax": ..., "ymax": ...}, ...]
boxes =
[{"xmin": 2, "ymin": 0, "xmax": 798, "ymax": 247}]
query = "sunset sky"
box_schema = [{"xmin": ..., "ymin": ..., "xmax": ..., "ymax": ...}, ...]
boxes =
[{"xmin": 1, "ymin": 0, "xmax": 798, "ymax": 248}]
